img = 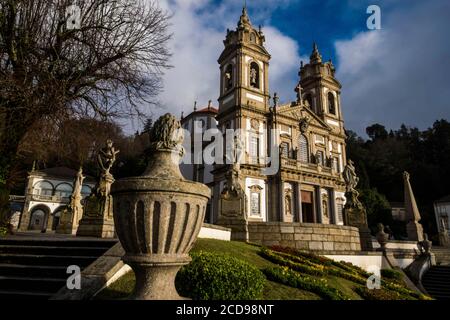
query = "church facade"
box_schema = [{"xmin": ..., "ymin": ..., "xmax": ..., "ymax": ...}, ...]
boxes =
[{"xmin": 182, "ymin": 8, "xmax": 351, "ymax": 236}]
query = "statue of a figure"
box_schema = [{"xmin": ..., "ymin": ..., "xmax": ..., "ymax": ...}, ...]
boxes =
[
  {"xmin": 69, "ymin": 167, "xmax": 85, "ymax": 221},
  {"xmin": 225, "ymin": 72, "xmax": 232, "ymax": 90},
  {"xmin": 343, "ymin": 159, "xmax": 359, "ymax": 192},
  {"xmin": 285, "ymin": 194, "xmax": 292, "ymax": 216},
  {"xmin": 72, "ymin": 167, "xmax": 85, "ymax": 200},
  {"xmin": 250, "ymin": 67, "xmax": 257, "ymax": 86},
  {"xmin": 232, "ymin": 134, "xmax": 244, "ymax": 170},
  {"xmin": 418, "ymin": 233, "xmax": 432, "ymax": 255},
  {"xmin": 295, "ymin": 84, "xmax": 303, "ymax": 104},
  {"xmin": 98, "ymin": 139, "xmax": 120, "ymax": 176},
  {"xmin": 322, "ymin": 199, "xmax": 328, "ymax": 218}
]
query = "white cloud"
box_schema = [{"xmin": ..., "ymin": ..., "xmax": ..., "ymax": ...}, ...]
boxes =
[
  {"xmin": 335, "ymin": 0, "xmax": 450, "ymax": 135},
  {"xmin": 129, "ymin": 0, "xmax": 306, "ymax": 130}
]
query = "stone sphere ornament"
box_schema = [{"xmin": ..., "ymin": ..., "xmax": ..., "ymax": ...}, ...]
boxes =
[{"xmin": 111, "ymin": 113, "xmax": 210, "ymax": 300}]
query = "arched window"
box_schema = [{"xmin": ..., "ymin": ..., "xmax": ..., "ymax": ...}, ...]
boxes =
[
  {"xmin": 280, "ymin": 142, "xmax": 290, "ymax": 158},
  {"xmin": 81, "ymin": 185, "xmax": 92, "ymax": 198},
  {"xmin": 328, "ymin": 92, "xmax": 336, "ymax": 115},
  {"xmin": 55, "ymin": 183, "xmax": 73, "ymax": 198},
  {"xmin": 249, "ymin": 62, "xmax": 260, "ymax": 89},
  {"xmin": 224, "ymin": 64, "xmax": 233, "ymax": 91},
  {"xmin": 33, "ymin": 181, "xmax": 53, "ymax": 196},
  {"xmin": 299, "ymin": 135, "xmax": 309, "ymax": 163},
  {"xmin": 250, "ymin": 32, "xmax": 256, "ymax": 43}
]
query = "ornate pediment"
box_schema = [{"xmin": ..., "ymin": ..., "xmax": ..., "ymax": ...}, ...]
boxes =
[{"xmin": 275, "ymin": 104, "xmax": 331, "ymax": 131}]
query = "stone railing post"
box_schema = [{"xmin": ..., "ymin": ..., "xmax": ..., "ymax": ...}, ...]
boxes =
[{"xmin": 111, "ymin": 113, "xmax": 210, "ymax": 300}]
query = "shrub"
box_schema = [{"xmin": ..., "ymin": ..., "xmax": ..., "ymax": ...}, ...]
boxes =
[
  {"xmin": 380, "ymin": 269, "xmax": 403, "ymax": 281},
  {"xmin": 0, "ymin": 226, "xmax": 7, "ymax": 237},
  {"xmin": 259, "ymin": 248, "xmax": 325, "ymax": 277},
  {"xmin": 175, "ymin": 251, "xmax": 265, "ymax": 300}
]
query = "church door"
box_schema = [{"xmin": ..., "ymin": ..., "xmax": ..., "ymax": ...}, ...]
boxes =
[{"xmin": 301, "ymin": 191, "xmax": 315, "ymax": 223}]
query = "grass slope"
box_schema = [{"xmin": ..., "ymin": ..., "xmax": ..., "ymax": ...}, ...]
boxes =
[{"xmin": 97, "ymin": 239, "xmax": 421, "ymax": 300}]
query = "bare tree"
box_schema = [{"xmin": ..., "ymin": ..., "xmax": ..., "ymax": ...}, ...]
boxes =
[{"xmin": 0, "ymin": 0, "xmax": 171, "ymax": 220}]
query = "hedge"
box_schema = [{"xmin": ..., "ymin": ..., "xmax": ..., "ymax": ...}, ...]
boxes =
[
  {"xmin": 263, "ymin": 266, "xmax": 348, "ymax": 300},
  {"xmin": 175, "ymin": 251, "xmax": 266, "ymax": 300}
]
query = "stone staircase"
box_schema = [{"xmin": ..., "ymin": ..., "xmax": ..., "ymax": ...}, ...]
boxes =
[
  {"xmin": 422, "ymin": 266, "xmax": 450, "ymax": 300},
  {"xmin": 421, "ymin": 247, "xmax": 450, "ymax": 300},
  {"xmin": 0, "ymin": 236, "xmax": 117, "ymax": 299},
  {"xmin": 433, "ymin": 246, "xmax": 450, "ymax": 266}
]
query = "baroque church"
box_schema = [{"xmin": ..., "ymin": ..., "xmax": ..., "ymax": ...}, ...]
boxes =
[{"xmin": 181, "ymin": 7, "xmax": 348, "ymax": 230}]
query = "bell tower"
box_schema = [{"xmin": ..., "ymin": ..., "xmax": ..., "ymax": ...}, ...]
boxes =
[
  {"xmin": 217, "ymin": 6, "xmax": 271, "ymax": 117},
  {"xmin": 298, "ymin": 43, "xmax": 344, "ymax": 135}
]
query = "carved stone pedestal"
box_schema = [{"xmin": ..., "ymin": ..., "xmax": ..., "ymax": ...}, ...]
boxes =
[
  {"xmin": 345, "ymin": 206, "xmax": 373, "ymax": 251},
  {"xmin": 217, "ymin": 177, "xmax": 248, "ymax": 241},
  {"xmin": 56, "ymin": 208, "xmax": 80, "ymax": 235},
  {"xmin": 344, "ymin": 190, "xmax": 373, "ymax": 251},
  {"xmin": 77, "ymin": 174, "xmax": 115, "ymax": 238}
]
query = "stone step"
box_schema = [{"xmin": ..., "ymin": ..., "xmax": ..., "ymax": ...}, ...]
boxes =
[
  {"xmin": 0, "ymin": 263, "xmax": 68, "ymax": 279},
  {"xmin": 0, "ymin": 253, "xmax": 98, "ymax": 267},
  {"xmin": 422, "ymin": 266, "xmax": 450, "ymax": 300},
  {"xmin": 0, "ymin": 289, "xmax": 53, "ymax": 299},
  {"xmin": 0, "ymin": 276, "xmax": 66, "ymax": 292},
  {"xmin": 0, "ymin": 235, "xmax": 116, "ymax": 299},
  {"xmin": 422, "ymin": 281, "xmax": 450, "ymax": 292},
  {"xmin": 0, "ymin": 245, "xmax": 109, "ymax": 256},
  {"xmin": 0, "ymin": 238, "xmax": 117, "ymax": 248}
]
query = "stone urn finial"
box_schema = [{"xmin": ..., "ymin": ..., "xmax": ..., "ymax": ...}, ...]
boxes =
[
  {"xmin": 111, "ymin": 113, "xmax": 211, "ymax": 300},
  {"xmin": 376, "ymin": 223, "xmax": 389, "ymax": 251}
]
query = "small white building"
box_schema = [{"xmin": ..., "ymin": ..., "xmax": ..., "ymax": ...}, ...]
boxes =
[
  {"xmin": 180, "ymin": 102, "xmax": 218, "ymax": 222},
  {"xmin": 434, "ymin": 195, "xmax": 450, "ymax": 235},
  {"xmin": 17, "ymin": 167, "xmax": 96, "ymax": 232}
]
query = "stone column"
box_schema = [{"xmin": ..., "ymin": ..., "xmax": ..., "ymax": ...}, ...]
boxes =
[
  {"xmin": 296, "ymin": 182, "xmax": 303, "ymax": 223},
  {"xmin": 314, "ymin": 186, "xmax": 322, "ymax": 223},
  {"xmin": 18, "ymin": 173, "xmax": 35, "ymax": 231},
  {"xmin": 112, "ymin": 114, "xmax": 210, "ymax": 300},
  {"xmin": 329, "ymin": 188, "xmax": 337, "ymax": 224},
  {"xmin": 279, "ymin": 179, "xmax": 286, "ymax": 222}
]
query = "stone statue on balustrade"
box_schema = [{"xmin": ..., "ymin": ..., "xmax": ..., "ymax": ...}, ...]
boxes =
[
  {"xmin": 218, "ymin": 133, "xmax": 248, "ymax": 241},
  {"xmin": 57, "ymin": 167, "xmax": 85, "ymax": 235},
  {"xmin": 343, "ymin": 159, "xmax": 372, "ymax": 250},
  {"xmin": 76, "ymin": 140, "xmax": 119, "ymax": 238},
  {"xmin": 417, "ymin": 233, "xmax": 432, "ymax": 255}
]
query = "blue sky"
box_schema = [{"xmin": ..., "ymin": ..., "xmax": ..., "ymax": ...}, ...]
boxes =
[{"xmin": 135, "ymin": 0, "xmax": 450, "ymax": 137}]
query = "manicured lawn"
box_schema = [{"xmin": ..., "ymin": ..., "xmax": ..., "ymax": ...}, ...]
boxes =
[{"xmin": 97, "ymin": 238, "xmax": 425, "ymax": 300}]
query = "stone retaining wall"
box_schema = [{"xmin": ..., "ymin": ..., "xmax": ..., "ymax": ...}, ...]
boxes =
[{"xmin": 248, "ymin": 222, "xmax": 362, "ymax": 251}]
